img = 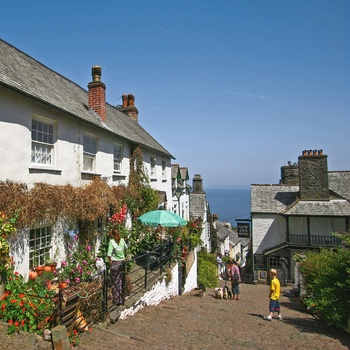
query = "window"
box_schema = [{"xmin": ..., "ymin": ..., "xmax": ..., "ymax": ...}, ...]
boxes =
[
  {"xmin": 150, "ymin": 157, "xmax": 156, "ymax": 178},
  {"xmin": 31, "ymin": 119, "xmax": 54, "ymax": 165},
  {"xmin": 113, "ymin": 144, "xmax": 123, "ymax": 173},
  {"xmin": 29, "ymin": 226, "xmax": 52, "ymax": 267},
  {"xmin": 83, "ymin": 135, "xmax": 97, "ymax": 172},
  {"xmin": 162, "ymin": 160, "xmax": 166, "ymax": 180}
]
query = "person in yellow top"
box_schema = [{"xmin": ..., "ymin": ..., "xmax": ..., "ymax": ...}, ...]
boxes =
[{"xmin": 263, "ymin": 269, "xmax": 282, "ymax": 321}]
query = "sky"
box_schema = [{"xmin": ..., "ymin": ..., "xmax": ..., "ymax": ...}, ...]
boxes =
[{"xmin": 1, "ymin": 0, "xmax": 349, "ymax": 189}]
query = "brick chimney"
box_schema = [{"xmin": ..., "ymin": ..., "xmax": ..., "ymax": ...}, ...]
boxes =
[
  {"xmin": 120, "ymin": 94, "xmax": 139, "ymax": 122},
  {"xmin": 88, "ymin": 66, "xmax": 106, "ymax": 123},
  {"xmin": 298, "ymin": 149, "xmax": 329, "ymax": 201}
]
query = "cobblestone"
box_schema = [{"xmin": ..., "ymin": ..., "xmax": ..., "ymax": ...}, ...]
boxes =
[{"xmin": 1, "ymin": 283, "xmax": 349, "ymax": 349}]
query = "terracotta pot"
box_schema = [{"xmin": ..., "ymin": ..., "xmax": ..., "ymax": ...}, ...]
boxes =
[
  {"xmin": 29, "ymin": 270, "xmax": 38, "ymax": 280},
  {"xmin": 43, "ymin": 265, "xmax": 51, "ymax": 272},
  {"xmin": 50, "ymin": 262, "xmax": 57, "ymax": 272},
  {"xmin": 59, "ymin": 282, "xmax": 68, "ymax": 289},
  {"xmin": 36, "ymin": 266, "xmax": 44, "ymax": 276}
]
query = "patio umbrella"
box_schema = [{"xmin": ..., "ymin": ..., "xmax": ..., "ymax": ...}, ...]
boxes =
[{"xmin": 138, "ymin": 210, "xmax": 187, "ymax": 227}]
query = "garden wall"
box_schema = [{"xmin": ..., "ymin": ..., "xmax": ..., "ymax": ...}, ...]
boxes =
[{"xmin": 120, "ymin": 249, "xmax": 198, "ymax": 320}]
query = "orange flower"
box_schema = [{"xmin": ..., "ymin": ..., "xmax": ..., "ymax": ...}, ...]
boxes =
[
  {"xmin": 21, "ymin": 319, "xmax": 25, "ymax": 326},
  {"xmin": 10, "ymin": 299, "xmax": 16, "ymax": 303},
  {"xmin": 19, "ymin": 293, "xmax": 24, "ymax": 298},
  {"xmin": 1, "ymin": 303, "xmax": 6, "ymax": 311},
  {"xmin": 8, "ymin": 320, "xmax": 13, "ymax": 325}
]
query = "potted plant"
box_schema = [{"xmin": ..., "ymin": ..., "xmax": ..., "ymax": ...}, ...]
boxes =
[{"xmin": 35, "ymin": 270, "xmax": 55, "ymax": 290}]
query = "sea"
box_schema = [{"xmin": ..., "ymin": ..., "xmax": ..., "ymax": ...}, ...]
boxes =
[{"xmin": 205, "ymin": 187, "xmax": 251, "ymax": 227}]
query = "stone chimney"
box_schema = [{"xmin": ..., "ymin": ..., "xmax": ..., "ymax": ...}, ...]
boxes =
[
  {"xmin": 120, "ymin": 94, "xmax": 139, "ymax": 122},
  {"xmin": 280, "ymin": 162, "xmax": 299, "ymax": 185},
  {"xmin": 192, "ymin": 174, "xmax": 204, "ymax": 193},
  {"xmin": 88, "ymin": 66, "xmax": 106, "ymax": 123},
  {"xmin": 212, "ymin": 214, "xmax": 218, "ymax": 222},
  {"xmin": 298, "ymin": 149, "xmax": 329, "ymax": 201}
]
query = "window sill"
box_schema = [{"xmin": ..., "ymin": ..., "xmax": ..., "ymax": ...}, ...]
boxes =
[
  {"xmin": 113, "ymin": 174, "xmax": 127, "ymax": 181},
  {"xmin": 81, "ymin": 172, "xmax": 101, "ymax": 180},
  {"xmin": 29, "ymin": 167, "xmax": 62, "ymax": 175}
]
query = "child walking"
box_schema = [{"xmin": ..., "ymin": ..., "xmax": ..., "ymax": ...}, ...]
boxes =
[{"xmin": 264, "ymin": 268, "xmax": 282, "ymax": 321}]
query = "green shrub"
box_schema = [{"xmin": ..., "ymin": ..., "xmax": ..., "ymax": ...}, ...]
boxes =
[
  {"xmin": 299, "ymin": 246, "xmax": 350, "ymax": 330},
  {"xmin": 197, "ymin": 250, "xmax": 218, "ymax": 288}
]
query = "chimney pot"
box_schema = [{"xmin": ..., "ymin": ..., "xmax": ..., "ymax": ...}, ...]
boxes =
[
  {"xmin": 313, "ymin": 149, "xmax": 318, "ymax": 155},
  {"xmin": 122, "ymin": 94, "xmax": 128, "ymax": 108},
  {"xmin": 318, "ymin": 149, "xmax": 323, "ymax": 155},
  {"xmin": 308, "ymin": 150, "xmax": 313, "ymax": 156},
  {"xmin": 92, "ymin": 66, "xmax": 102, "ymax": 82}
]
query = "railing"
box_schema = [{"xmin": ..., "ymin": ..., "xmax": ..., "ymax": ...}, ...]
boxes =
[
  {"xmin": 55, "ymin": 240, "xmax": 176, "ymax": 330},
  {"xmin": 289, "ymin": 234, "xmax": 341, "ymax": 246}
]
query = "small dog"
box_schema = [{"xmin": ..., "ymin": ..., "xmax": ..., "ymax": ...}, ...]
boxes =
[
  {"xmin": 222, "ymin": 285, "xmax": 229, "ymax": 299},
  {"xmin": 195, "ymin": 283, "xmax": 206, "ymax": 297},
  {"xmin": 199, "ymin": 283, "xmax": 206, "ymax": 297},
  {"xmin": 214, "ymin": 287, "xmax": 223, "ymax": 299}
]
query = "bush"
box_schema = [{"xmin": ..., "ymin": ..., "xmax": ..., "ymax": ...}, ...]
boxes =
[
  {"xmin": 299, "ymin": 246, "xmax": 350, "ymax": 330},
  {"xmin": 197, "ymin": 250, "xmax": 218, "ymax": 288}
]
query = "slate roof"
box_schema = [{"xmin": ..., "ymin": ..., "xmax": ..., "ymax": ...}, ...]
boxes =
[
  {"xmin": 252, "ymin": 172, "xmax": 350, "ymax": 217},
  {"xmin": 0, "ymin": 39, "xmax": 173, "ymax": 158}
]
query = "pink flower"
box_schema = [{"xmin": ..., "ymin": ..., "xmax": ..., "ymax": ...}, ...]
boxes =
[
  {"xmin": 75, "ymin": 277, "xmax": 80, "ymax": 283},
  {"xmin": 86, "ymin": 246, "xmax": 91, "ymax": 252},
  {"xmin": 73, "ymin": 235, "xmax": 79, "ymax": 241},
  {"xmin": 61, "ymin": 261, "xmax": 67, "ymax": 267},
  {"xmin": 83, "ymin": 259, "xmax": 88, "ymax": 266}
]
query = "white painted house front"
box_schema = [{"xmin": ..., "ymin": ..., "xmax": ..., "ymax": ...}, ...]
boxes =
[
  {"xmin": 0, "ymin": 39, "xmax": 174, "ymax": 278},
  {"xmin": 251, "ymin": 150, "xmax": 350, "ymax": 284}
]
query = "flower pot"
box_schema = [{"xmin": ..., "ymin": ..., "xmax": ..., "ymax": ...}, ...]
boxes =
[
  {"xmin": 50, "ymin": 262, "xmax": 57, "ymax": 272},
  {"xmin": 36, "ymin": 266, "xmax": 44, "ymax": 276},
  {"xmin": 29, "ymin": 270, "xmax": 38, "ymax": 280},
  {"xmin": 59, "ymin": 281, "xmax": 68, "ymax": 289},
  {"xmin": 44, "ymin": 265, "xmax": 51, "ymax": 273}
]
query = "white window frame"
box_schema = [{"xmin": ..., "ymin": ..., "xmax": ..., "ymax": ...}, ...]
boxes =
[
  {"xmin": 31, "ymin": 118, "xmax": 55, "ymax": 166},
  {"xmin": 150, "ymin": 156, "xmax": 156, "ymax": 179},
  {"xmin": 113, "ymin": 144, "xmax": 123, "ymax": 173},
  {"xmin": 83, "ymin": 134, "xmax": 97, "ymax": 172},
  {"xmin": 29, "ymin": 225, "xmax": 52, "ymax": 267}
]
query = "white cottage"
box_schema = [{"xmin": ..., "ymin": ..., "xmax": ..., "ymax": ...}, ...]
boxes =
[
  {"xmin": 0, "ymin": 39, "xmax": 174, "ymax": 277},
  {"xmin": 251, "ymin": 149, "xmax": 350, "ymax": 285}
]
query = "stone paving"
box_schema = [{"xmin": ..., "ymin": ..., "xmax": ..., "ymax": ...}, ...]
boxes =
[{"xmin": 1, "ymin": 283, "xmax": 350, "ymax": 349}]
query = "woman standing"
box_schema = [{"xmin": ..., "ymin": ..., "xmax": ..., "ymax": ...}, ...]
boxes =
[
  {"xmin": 107, "ymin": 228, "xmax": 128, "ymax": 305},
  {"xmin": 230, "ymin": 259, "xmax": 241, "ymax": 300}
]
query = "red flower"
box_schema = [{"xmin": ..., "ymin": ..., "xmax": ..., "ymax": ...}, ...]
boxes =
[
  {"xmin": 8, "ymin": 320, "xmax": 13, "ymax": 325},
  {"xmin": 15, "ymin": 321, "xmax": 19, "ymax": 327}
]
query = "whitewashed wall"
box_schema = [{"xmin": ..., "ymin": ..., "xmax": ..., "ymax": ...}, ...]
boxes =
[
  {"xmin": 252, "ymin": 213, "xmax": 286, "ymax": 255},
  {"xmin": 120, "ymin": 251, "xmax": 198, "ymax": 320}
]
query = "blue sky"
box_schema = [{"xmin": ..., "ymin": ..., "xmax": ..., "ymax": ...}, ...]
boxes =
[{"xmin": 1, "ymin": 1, "xmax": 349, "ymax": 188}]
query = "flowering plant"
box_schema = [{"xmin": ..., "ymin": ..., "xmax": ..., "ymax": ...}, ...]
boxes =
[
  {"xmin": 58, "ymin": 234, "xmax": 97, "ymax": 284},
  {"xmin": 0, "ymin": 268, "xmax": 56, "ymax": 334},
  {"xmin": 0, "ymin": 212, "xmax": 18, "ymax": 280},
  {"xmin": 107, "ymin": 204, "xmax": 127, "ymax": 232}
]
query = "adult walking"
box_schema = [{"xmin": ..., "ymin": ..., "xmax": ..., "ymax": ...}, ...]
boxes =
[
  {"xmin": 230, "ymin": 259, "xmax": 241, "ymax": 300},
  {"xmin": 107, "ymin": 228, "xmax": 128, "ymax": 305}
]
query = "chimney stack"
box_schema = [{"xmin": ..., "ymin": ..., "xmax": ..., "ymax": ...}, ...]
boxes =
[
  {"xmin": 192, "ymin": 174, "xmax": 204, "ymax": 193},
  {"xmin": 120, "ymin": 94, "xmax": 139, "ymax": 122},
  {"xmin": 298, "ymin": 149, "xmax": 329, "ymax": 201},
  {"xmin": 88, "ymin": 66, "xmax": 106, "ymax": 123}
]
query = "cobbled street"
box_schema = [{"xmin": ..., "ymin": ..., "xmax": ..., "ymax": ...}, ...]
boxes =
[{"xmin": 1, "ymin": 283, "xmax": 349, "ymax": 350}]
